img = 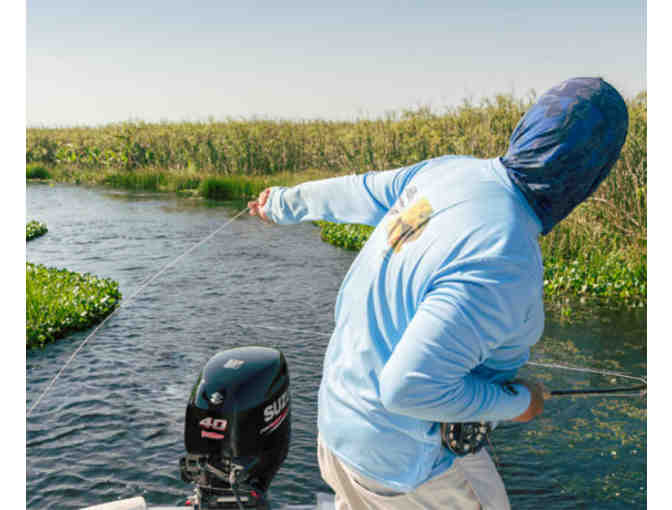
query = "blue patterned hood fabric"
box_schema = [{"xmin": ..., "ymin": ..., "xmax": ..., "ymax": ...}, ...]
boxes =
[{"xmin": 500, "ymin": 77, "xmax": 629, "ymax": 235}]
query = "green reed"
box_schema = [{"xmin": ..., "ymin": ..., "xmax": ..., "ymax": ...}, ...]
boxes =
[
  {"xmin": 25, "ymin": 92, "xmax": 646, "ymax": 240},
  {"xmin": 26, "ymin": 163, "xmax": 51, "ymax": 180},
  {"xmin": 26, "ymin": 90, "xmax": 646, "ymax": 305}
]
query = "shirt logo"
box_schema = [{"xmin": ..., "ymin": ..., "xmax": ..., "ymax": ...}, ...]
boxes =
[{"xmin": 386, "ymin": 187, "xmax": 433, "ymax": 254}]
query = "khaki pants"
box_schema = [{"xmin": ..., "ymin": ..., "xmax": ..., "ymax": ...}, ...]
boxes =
[{"xmin": 317, "ymin": 436, "xmax": 511, "ymax": 510}]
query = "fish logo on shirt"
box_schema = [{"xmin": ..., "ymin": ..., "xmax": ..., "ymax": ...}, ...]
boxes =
[{"xmin": 386, "ymin": 186, "xmax": 433, "ymax": 253}]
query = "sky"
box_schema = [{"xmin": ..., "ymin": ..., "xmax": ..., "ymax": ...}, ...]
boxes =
[{"xmin": 26, "ymin": 0, "xmax": 647, "ymax": 127}]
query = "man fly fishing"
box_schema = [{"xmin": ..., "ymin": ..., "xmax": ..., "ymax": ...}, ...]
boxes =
[{"xmin": 248, "ymin": 77, "xmax": 628, "ymax": 510}]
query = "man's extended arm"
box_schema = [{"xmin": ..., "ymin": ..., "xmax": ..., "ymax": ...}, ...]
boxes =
[{"xmin": 250, "ymin": 161, "xmax": 428, "ymax": 226}]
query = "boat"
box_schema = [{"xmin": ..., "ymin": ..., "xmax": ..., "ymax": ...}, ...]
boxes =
[
  {"xmin": 81, "ymin": 493, "xmax": 335, "ymax": 510},
  {"xmin": 81, "ymin": 346, "xmax": 335, "ymax": 510}
]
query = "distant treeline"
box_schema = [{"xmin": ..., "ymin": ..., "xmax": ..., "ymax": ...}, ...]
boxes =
[{"xmin": 26, "ymin": 91, "xmax": 646, "ymax": 305}]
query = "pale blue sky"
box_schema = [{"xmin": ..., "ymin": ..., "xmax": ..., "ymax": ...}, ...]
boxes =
[{"xmin": 27, "ymin": 1, "xmax": 646, "ymax": 126}]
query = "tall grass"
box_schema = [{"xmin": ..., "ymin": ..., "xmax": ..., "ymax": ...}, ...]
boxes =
[
  {"xmin": 26, "ymin": 91, "xmax": 646, "ymax": 305},
  {"xmin": 26, "ymin": 98, "xmax": 526, "ymax": 175},
  {"xmin": 26, "ymin": 93, "xmax": 646, "ymax": 238}
]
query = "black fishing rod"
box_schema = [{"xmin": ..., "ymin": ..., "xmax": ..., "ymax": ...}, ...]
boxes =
[
  {"xmin": 525, "ymin": 360, "xmax": 647, "ymax": 399},
  {"xmin": 544, "ymin": 385, "xmax": 647, "ymax": 398}
]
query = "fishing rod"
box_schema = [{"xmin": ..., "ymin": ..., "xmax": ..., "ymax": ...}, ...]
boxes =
[
  {"xmin": 526, "ymin": 360, "xmax": 647, "ymax": 398},
  {"xmin": 544, "ymin": 386, "xmax": 647, "ymax": 398},
  {"xmin": 234, "ymin": 322, "xmax": 647, "ymax": 399},
  {"xmin": 233, "ymin": 322, "xmax": 645, "ymax": 468}
]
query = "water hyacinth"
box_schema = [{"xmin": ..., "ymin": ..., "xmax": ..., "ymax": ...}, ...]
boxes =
[
  {"xmin": 315, "ymin": 221, "xmax": 374, "ymax": 252},
  {"xmin": 26, "ymin": 220, "xmax": 48, "ymax": 241},
  {"xmin": 26, "ymin": 262, "xmax": 121, "ymax": 349}
]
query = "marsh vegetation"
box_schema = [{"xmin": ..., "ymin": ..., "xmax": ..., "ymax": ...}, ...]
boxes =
[
  {"xmin": 26, "ymin": 220, "xmax": 48, "ymax": 241},
  {"xmin": 26, "ymin": 92, "xmax": 646, "ymax": 305}
]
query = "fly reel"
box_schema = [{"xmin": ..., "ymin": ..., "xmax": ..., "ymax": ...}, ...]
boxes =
[{"xmin": 440, "ymin": 421, "xmax": 492, "ymax": 456}]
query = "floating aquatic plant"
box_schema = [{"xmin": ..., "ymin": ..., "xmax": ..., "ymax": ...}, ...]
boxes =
[
  {"xmin": 26, "ymin": 263, "xmax": 121, "ymax": 349},
  {"xmin": 26, "ymin": 220, "xmax": 48, "ymax": 241},
  {"xmin": 315, "ymin": 221, "xmax": 374, "ymax": 251}
]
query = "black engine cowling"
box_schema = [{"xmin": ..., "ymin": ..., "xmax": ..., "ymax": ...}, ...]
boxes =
[{"xmin": 180, "ymin": 346, "xmax": 290, "ymax": 509}]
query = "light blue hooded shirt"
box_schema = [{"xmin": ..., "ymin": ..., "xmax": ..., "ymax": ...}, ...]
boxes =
[
  {"xmin": 260, "ymin": 77, "xmax": 628, "ymax": 492},
  {"xmin": 263, "ymin": 156, "xmax": 543, "ymax": 491}
]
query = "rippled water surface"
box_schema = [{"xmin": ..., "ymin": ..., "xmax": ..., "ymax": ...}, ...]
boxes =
[{"xmin": 27, "ymin": 184, "xmax": 646, "ymax": 509}]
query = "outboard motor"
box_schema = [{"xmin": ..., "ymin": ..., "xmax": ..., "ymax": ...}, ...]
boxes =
[{"xmin": 180, "ymin": 346, "xmax": 290, "ymax": 509}]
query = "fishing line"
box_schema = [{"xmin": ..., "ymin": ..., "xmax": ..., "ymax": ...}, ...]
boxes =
[
  {"xmin": 525, "ymin": 361, "xmax": 646, "ymax": 384},
  {"xmin": 234, "ymin": 322, "xmax": 647, "ymax": 397},
  {"xmin": 235, "ymin": 323, "xmax": 333, "ymax": 338},
  {"xmin": 28, "ymin": 207, "xmax": 250, "ymax": 418},
  {"xmin": 526, "ymin": 361, "xmax": 647, "ymax": 398}
]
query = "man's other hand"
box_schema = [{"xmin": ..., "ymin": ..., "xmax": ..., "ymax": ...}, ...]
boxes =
[
  {"xmin": 248, "ymin": 188, "xmax": 271, "ymax": 222},
  {"xmin": 511, "ymin": 378, "xmax": 545, "ymax": 423}
]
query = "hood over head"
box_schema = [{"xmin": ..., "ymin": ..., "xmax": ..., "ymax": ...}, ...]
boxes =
[{"xmin": 500, "ymin": 77, "xmax": 628, "ymax": 235}]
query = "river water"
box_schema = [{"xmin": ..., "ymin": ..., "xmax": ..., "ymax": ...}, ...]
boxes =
[{"xmin": 26, "ymin": 184, "xmax": 646, "ymax": 509}]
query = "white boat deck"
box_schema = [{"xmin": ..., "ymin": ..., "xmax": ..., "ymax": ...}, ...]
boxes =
[{"xmin": 81, "ymin": 493, "xmax": 336, "ymax": 510}]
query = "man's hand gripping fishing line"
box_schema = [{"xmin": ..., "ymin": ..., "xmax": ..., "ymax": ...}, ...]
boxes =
[
  {"xmin": 248, "ymin": 188, "xmax": 271, "ymax": 223},
  {"xmin": 511, "ymin": 379, "xmax": 545, "ymax": 423}
]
